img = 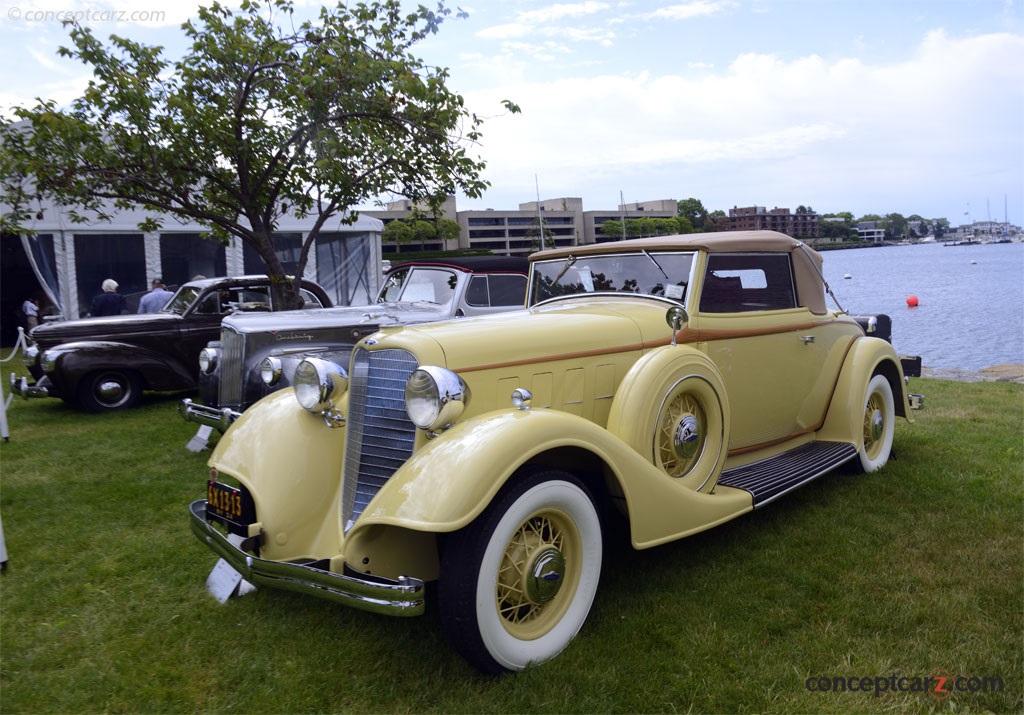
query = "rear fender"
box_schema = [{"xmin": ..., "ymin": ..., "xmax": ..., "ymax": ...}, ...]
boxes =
[
  {"xmin": 818, "ymin": 336, "xmax": 912, "ymax": 447},
  {"xmin": 54, "ymin": 341, "xmax": 194, "ymax": 391}
]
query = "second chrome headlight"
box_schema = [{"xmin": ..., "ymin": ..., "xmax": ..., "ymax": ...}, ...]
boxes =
[
  {"xmin": 405, "ymin": 366, "xmax": 467, "ymax": 432},
  {"xmin": 293, "ymin": 357, "xmax": 348, "ymax": 414}
]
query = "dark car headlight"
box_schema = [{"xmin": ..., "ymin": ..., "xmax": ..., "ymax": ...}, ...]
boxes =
[
  {"xmin": 40, "ymin": 347, "xmax": 66, "ymax": 373},
  {"xmin": 260, "ymin": 356, "xmax": 283, "ymax": 386},
  {"xmin": 22, "ymin": 343, "xmax": 39, "ymax": 366},
  {"xmin": 198, "ymin": 346, "xmax": 220, "ymax": 374},
  {"xmin": 294, "ymin": 357, "xmax": 348, "ymax": 414},
  {"xmin": 405, "ymin": 366, "xmax": 467, "ymax": 433}
]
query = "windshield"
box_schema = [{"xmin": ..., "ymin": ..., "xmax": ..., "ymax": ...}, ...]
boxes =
[
  {"xmin": 162, "ymin": 286, "xmax": 201, "ymax": 316},
  {"xmin": 529, "ymin": 251, "xmax": 695, "ymax": 306},
  {"xmin": 378, "ymin": 267, "xmax": 459, "ymax": 308}
]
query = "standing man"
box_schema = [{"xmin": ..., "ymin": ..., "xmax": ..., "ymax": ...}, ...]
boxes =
[
  {"xmin": 21, "ymin": 297, "xmax": 39, "ymax": 330},
  {"xmin": 90, "ymin": 279, "xmax": 127, "ymax": 316},
  {"xmin": 138, "ymin": 278, "xmax": 173, "ymax": 313}
]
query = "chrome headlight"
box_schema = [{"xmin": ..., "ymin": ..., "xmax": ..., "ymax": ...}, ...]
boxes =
[
  {"xmin": 260, "ymin": 356, "xmax": 283, "ymax": 386},
  {"xmin": 22, "ymin": 343, "xmax": 39, "ymax": 366},
  {"xmin": 293, "ymin": 357, "xmax": 348, "ymax": 413},
  {"xmin": 405, "ymin": 366, "xmax": 467, "ymax": 432},
  {"xmin": 40, "ymin": 348, "xmax": 66, "ymax": 373},
  {"xmin": 198, "ymin": 346, "xmax": 220, "ymax": 374}
]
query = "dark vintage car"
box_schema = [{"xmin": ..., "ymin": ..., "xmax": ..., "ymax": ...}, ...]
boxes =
[
  {"xmin": 180, "ymin": 255, "xmax": 529, "ymax": 433},
  {"xmin": 10, "ymin": 275, "xmax": 332, "ymax": 411}
]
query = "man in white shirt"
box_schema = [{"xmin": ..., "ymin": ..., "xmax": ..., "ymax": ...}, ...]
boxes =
[
  {"xmin": 21, "ymin": 297, "xmax": 39, "ymax": 329},
  {"xmin": 138, "ymin": 278, "xmax": 174, "ymax": 313}
]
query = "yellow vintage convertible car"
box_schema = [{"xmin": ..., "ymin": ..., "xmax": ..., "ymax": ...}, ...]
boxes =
[{"xmin": 189, "ymin": 231, "xmax": 922, "ymax": 673}]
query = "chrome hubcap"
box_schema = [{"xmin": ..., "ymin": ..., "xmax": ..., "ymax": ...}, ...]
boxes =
[
  {"xmin": 868, "ymin": 409, "xmax": 884, "ymax": 443},
  {"xmin": 672, "ymin": 414, "xmax": 701, "ymax": 461},
  {"xmin": 524, "ymin": 546, "xmax": 564, "ymax": 604},
  {"xmin": 97, "ymin": 379, "xmax": 126, "ymax": 402}
]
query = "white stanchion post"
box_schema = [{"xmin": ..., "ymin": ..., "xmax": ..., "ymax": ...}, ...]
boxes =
[{"xmin": 0, "ymin": 327, "xmax": 28, "ymax": 443}]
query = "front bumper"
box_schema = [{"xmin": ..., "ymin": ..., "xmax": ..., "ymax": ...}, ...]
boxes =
[
  {"xmin": 188, "ymin": 500, "xmax": 425, "ymax": 616},
  {"xmin": 179, "ymin": 398, "xmax": 242, "ymax": 432},
  {"xmin": 9, "ymin": 372, "xmax": 52, "ymax": 399}
]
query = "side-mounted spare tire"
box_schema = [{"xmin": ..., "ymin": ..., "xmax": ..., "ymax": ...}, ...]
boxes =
[{"xmin": 606, "ymin": 348, "xmax": 730, "ymax": 493}]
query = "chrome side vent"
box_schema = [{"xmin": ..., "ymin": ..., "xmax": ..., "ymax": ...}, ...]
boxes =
[{"xmin": 342, "ymin": 347, "xmax": 418, "ymax": 531}]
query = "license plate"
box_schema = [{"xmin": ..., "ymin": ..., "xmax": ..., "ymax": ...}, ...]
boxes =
[{"xmin": 206, "ymin": 480, "xmax": 255, "ymax": 530}]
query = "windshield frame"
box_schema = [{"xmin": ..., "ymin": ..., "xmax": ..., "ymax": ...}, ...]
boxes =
[
  {"xmin": 378, "ymin": 266, "xmax": 461, "ymax": 308},
  {"xmin": 161, "ymin": 285, "xmax": 202, "ymax": 316},
  {"xmin": 528, "ymin": 250, "xmax": 697, "ymax": 308}
]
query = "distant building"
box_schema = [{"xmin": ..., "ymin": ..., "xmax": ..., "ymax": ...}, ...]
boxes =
[
  {"xmin": 727, "ymin": 206, "xmax": 819, "ymax": 238},
  {"xmin": 361, "ymin": 197, "xmax": 678, "ymax": 256},
  {"xmin": 855, "ymin": 222, "xmax": 886, "ymax": 245},
  {"xmin": 1, "ymin": 196, "xmax": 383, "ymax": 341}
]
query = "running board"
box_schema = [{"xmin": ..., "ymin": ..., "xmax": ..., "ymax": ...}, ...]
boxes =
[{"xmin": 717, "ymin": 441, "xmax": 858, "ymax": 507}]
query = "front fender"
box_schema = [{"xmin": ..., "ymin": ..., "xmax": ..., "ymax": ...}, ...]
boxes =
[
  {"xmin": 52, "ymin": 340, "xmax": 193, "ymax": 391},
  {"xmin": 818, "ymin": 335, "xmax": 912, "ymax": 446},
  {"xmin": 210, "ymin": 389, "xmax": 347, "ymax": 561},
  {"xmin": 350, "ymin": 407, "xmax": 753, "ymax": 550}
]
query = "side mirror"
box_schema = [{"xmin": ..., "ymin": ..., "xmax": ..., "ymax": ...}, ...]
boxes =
[{"xmin": 665, "ymin": 306, "xmax": 689, "ymax": 346}]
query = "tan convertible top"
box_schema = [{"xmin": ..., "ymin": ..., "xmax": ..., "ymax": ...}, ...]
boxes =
[
  {"xmin": 530, "ymin": 230, "xmax": 829, "ymax": 315},
  {"xmin": 531, "ymin": 230, "xmax": 806, "ymax": 259}
]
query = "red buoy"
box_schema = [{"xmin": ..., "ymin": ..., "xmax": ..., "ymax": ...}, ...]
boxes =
[{"xmin": 906, "ymin": 295, "xmax": 919, "ymax": 307}]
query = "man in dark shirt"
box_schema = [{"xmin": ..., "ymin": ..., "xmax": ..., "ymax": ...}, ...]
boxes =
[{"xmin": 90, "ymin": 279, "xmax": 127, "ymax": 316}]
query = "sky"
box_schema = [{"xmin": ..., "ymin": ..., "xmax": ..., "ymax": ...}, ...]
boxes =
[{"xmin": 1, "ymin": 0, "xmax": 1022, "ymax": 226}]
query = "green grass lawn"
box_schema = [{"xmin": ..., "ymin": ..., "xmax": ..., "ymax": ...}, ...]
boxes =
[{"xmin": 1, "ymin": 370, "xmax": 1021, "ymax": 713}]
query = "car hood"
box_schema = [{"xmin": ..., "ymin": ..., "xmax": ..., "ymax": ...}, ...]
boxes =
[
  {"xmin": 222, "ymin": 301, "xmax": 452, "ymax": 335},
  {"xmin": 29, "ymin": 312, "xmax": 181, "ymax": 345},
  {"xmin": 372, "ymin": 298, "xmax": 673, "ymax": 371}
]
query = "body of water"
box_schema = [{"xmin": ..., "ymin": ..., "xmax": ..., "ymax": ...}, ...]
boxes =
[{"xmin": 819, "ymin": 241, "xmax": 1024, "ymax": 371}]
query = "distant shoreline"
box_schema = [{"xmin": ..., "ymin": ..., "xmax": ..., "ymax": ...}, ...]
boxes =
[{"xmin": 921, "ymin": 364, "xmax": 1024, "ymax": 384}]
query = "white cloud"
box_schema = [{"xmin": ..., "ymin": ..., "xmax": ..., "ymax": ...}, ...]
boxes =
[
  {"xmin": 460, "ymin": 29, "xmax": 1024, "ymax": 217},
  {"xmin": 638, "ymin": 1, "xmax": 738, "ymax": 22},
  {"xmin": 516, "ymin": 2, "xmax": 612, "ymax": 24}
]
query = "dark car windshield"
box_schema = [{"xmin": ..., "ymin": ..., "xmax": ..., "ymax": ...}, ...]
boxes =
[
  {"xmin": 162, "ymin": 286, "xmax": 202, "ymax": 316},
  {"xmin": 529, "ymin": 251, "xmax": 695, "ymax": 306}
]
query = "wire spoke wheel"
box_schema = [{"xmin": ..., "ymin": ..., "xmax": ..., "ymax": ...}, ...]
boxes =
[
  {"xmin": 440, "ymin": 469, "xmax": 602, "ymax": 673},
  {"xmin": 495, "ymin": 509, "xmax": 581, "ymax": 640},
  {"xmin": 656, "ymin": 390, "xmax": 707, "ymax": 478},
  {"xmin": 857, "ymin": 374, "xmax": 895, "ymax": 473}
]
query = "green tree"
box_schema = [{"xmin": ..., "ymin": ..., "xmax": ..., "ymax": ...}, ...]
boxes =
[
  {"xmin": 885, "ymin": 213, "xmax": 908, "ymax": 241},
  {"xmin": 382, "ymin": 219, "xmax": 413, "ymax": 253},
  {"xmin": 822, "ymin": 212, "xmax": 853, "ymax": 225},
  {"xmin": 856, "ymin": 214, "xmax": 884, "ymax": 223},
  {"xmin": 0, "ymin": 0, "xmax": 518, "ymax": 308},
  {"xmin": 677, "ymin": 197, "xmax": 708, "ymax": 229},
  {"xmin": 600, "ymin": 219, "xmax": 624, "ymax": 240},
  {"xmin": 410, "ymin": 219, "xmax": 436, "ymax": 249},
  {"xmin": 435, "ymin": 217, "xmax": 461, "ymax": 245},
  {"xmin": 704, "ymin": 209, "xmax": 727, "ymax": 232}
]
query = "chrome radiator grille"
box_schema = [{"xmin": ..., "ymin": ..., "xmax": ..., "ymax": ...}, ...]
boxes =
[
  {"xmin": 342, "ymin": 347, "xmax": 418, "ymax": 531},
  {"xmin": 218, "ymin": 328, "xmax": 245, "ymax": 409}
]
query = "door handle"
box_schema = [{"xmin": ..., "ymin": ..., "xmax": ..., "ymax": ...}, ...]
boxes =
[{"xmin": 802, "ymin": 335, "xmax": 816, "ymax": 345}]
